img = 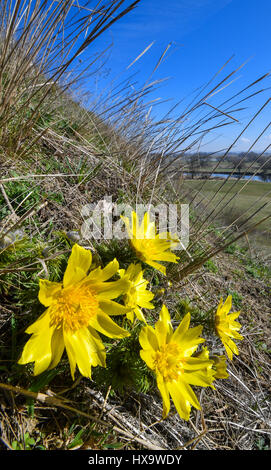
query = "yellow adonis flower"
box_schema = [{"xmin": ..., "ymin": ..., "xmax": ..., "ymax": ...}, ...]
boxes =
[
  {"xmin": 215, "ymin": 295, "xmax": 244, "ymax": 361},
  {"xmin": 18, "ymin": 244, "xmax": 131, "ymax": 379},
  {"xmin": 211, "ymin": 355, "xmax": 229, "ymax": 379},
  {"xmin": 121, "ymin": 211, "xmax": 179, "ymax": 275},
  {"xmin": 139, "ymin": 305, "xmax": 215, "ymax": 421},
  {"xmin": 197, "ymin": 347, "xmax": 229, "ymax": 380},
  {"xmin": 118, "ymin": 263, "xmax": 155, "ymax": 324}
]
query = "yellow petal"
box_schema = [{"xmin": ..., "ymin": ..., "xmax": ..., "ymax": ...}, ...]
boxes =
[
  {"xmin": 144, "ymin": 259, "xmax": 167, "ymax": 275},
  {"xmin": 132, "ymin": 211, "xmax": 142, "ymax": 238},
  {"xmin": 228, "ymin": 311, "xmax": 241, "ymax": 322},
  {"xmin": 127, "ymin": 263, "xmax": 143, "ymax": 279},
  {"xmin": 25, "ymin": 310, "xmax": 51, "ymax": 335},
  {"xmin": 211, "ymin": 355, "xmax": 229, "ymax": 379},
  {"xmin": 157, "ymin": 374, "xmax": 171, "ymax": 419},
  {"xmin": 18, "ymin": 313, "xmax": 55, "ymax": 375},
  {"xmin": 151, "ymin": 250, "xmax": 179, "ymax": 263},
  {"xmin": 223, "ymin": 295, "xmax": 232, "ymax": 314},
  {"xmin": 48, "ymin": 328, "xmax": 65, "ymax": 370},
  {"xmin": 224, "ymin": 337, "xmax": 239, "ymax": 360},
  {"xmin": 99, "ymin": 299, "xmax": 132, "ymax": 316},
  {"xmin": 142, "ymin": 212, "xmax": 155, "ymax": 239},
  {"xmin": 140, "ymin": 349, "xmax": 154, "ymax": 370},
  {"xmin": 167, "ymin": 381, "xmax": 192, "ymax": 421},
  {"xmin": 155, "ymin": 305, "xmax": 173, "ymax": 346},
  {"xmin": 133, "ymin": 306, "xmax": 147, "ymax": 324},
  {"xmin": 118, "ymin": 268, "xmax": 126, "ymax": 278},
  {"xmin": 95, "ymin": 277, "xmax": 130, "ymax": 300},
  {"xmin": 183, "ymin": 368, "xmax": 215, "ymax": 388},
  {"xmin": 120, "ymin": 214, "xmax": 133, "ymax": 238},
  {"xmin": 38, "ymin": 279, "xmax": 62, "ymax": 307},
  {"xmin": 171, "ymin": 312, "xmax": 190, "ymax": 343},
  {"xmin": 232, "ymin": 330, "xmax": 244, "ymax": 341},
  {"xmin": 139, "ymin": 325, "xmax": 159, "ymax": 351},
  {"xmin": 136, "ymin": 290, "xmax": 155, "ymax": 309},
  {"xmin": 172, "ymin": 314, "xmax": 205, "ymax": 356},
  {"xmin": 63, "ymin": 326, "xmax": 105, "ymax": 379},
  {"xmin": 88, "ymin": 258, "xmax": 119, "ymax": 283},
  {"xmin": 126, "ymin": 309, "xmax": 135, "ymax": 323},
  {"xmin": 181, "ymin": 326, "xmax": 205, "ymax": 357},
  {"xmin": 89, "ymin": 310, "xmax": 130, "ymax": 339},
  {"xmin": 63, "ymin": 244, "xmax": 92, "ymax": 288},
  {"xmin": 179, "ymin": 380, "xmax": 201, "ymax": 409},
  {"xmin": 184, "ymin": 355, "xmax": 213, "ymax": 370}
]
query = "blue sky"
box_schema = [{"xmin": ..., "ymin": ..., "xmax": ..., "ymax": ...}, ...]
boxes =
[{"xmin": 78, "ymin": 0, "xmax": 271, "ymax": 153}]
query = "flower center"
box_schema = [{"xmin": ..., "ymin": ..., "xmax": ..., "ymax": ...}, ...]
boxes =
[
  {"xmin": 49, "ymin": 284, "xmax": 99, "ymax": 333},
  {"xmin": 154, "ymin": 342, "xmax": 185, "ymax": 382},
  {"xmin": 133, "ymin": 239, "xmax": 156, "ymax": 259}
]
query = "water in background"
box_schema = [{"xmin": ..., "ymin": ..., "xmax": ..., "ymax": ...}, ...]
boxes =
[{"xmin": 183, "ymin": 172, "xmax": 271, "ymax": 182}]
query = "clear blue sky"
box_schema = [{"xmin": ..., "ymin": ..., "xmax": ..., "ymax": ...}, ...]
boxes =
[{"xmin": 79, "ymin": 0, "xmax": 271, "ymax": 153}]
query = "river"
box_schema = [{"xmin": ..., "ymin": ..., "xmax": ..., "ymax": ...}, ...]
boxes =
[{"xmin": 183, "ymin": 172, "xmax": 271, "ymax": 182}]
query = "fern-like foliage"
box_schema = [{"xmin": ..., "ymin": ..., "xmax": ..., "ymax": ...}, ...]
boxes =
[{"xmin": 93, "ymin": 323, "xmax": 155, "ymax": 396}]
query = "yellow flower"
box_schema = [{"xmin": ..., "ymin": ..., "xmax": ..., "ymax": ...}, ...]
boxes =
[
  {"xmin": 211, "ymin": 355, "xmax": 229, "ymax": 379},
  {"xmin": 118, "ymin": 263, "xmax": 155, "ymax": 323},
  {"xmin": 196, "ymin": 347, "xmax": 229, "ymax": 380},
  {"xmin": 121, "ymin": 211, "xmax": 179, "ymax": 275},
  {"xmin": 215, "ymin": 295, "xmax": 243, "ymax": 360},
  {"xmin": 139, "ymin": 305, "xmax": 215, "ymax": 421},
  {"xmin": 18, "ymin": 244, "xmax": 131, "ymax": 379}
]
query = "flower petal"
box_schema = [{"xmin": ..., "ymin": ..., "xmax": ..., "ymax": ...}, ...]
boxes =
[
  {"xmin": 87, "ymin": 258, "xmax": 119, "ymax": 282},
  {"xmin": 172, "ymin": 315, "xmax": 204, "ymax": 356},
  {"xmin": 18, "ymin": 313, "xmax": 55, "ymax": 376},
  {"xmin": 120, "ymin": 214, "xmax": 133, "ymax": 238},
  {"xmin": 63, "ymin": 244, "xmax": 92, "ymax": 288},
  {"xmin": 139, "ymin": 324, "xmax": 159, "ymax": 351},
  {"xmin": 140, "ymin": 349, "xmax": 155, "ymax": 370},
  {"xmin": 144, "ymin": 259, "xmax": 167, "ymax": 275},
  {"xmin": 126, "ymin": 309, "xmax": 135, "ymax": 323},
  {"xmin": 25, "ymin": 310, "xmax": 51, "ymax": 335},
  {"xmin": 215, "ymin": 296, "xmax": 243, "ymax": 360},
  {"xmin": 167, "ymin": 380, "xmax": 193, "ymax": 421},
  {"xmin": 48, "ymin": 328, "xmax": 65, "ymax": 370},
  {"xmin": 136, "ymin": 290, "xmax": 155, "ymax": 309},
  {"xmin": 171, "ymin": 312, "xmax": 190, "ymax": 343},
  {"xmin": 99, "ymin": 299, "xmax": 132, "ymax": 316},
  {"xmin": 142, "ymin": 212, "xmax": 155, "ymax": 239},
  {"xmin": 223, "ymin": 336, "xmax": 239, "ymax": 360},
  {"xmin": 95, "ymin": 277, "xmax": 130, "ymax": 299},
  {"xmin": 211, "ymin": 355, "xmax": 229, "ymax": 379},
  {"xmin": 223, "ymin": 295, "xmax": 232, "ymax": 313},
  {"xmin": 155, "ymin": 304, "xmax": 173, "ymax": 346},
  {"xmin": 89, "ymin": 310, "xmax": 130, "ymax": 339},
  {"xmin": 38, "ymin": 279, "xmax": 62, "ymax": 307},
  {"xmin": 63, "ymin": 326, "xmax": 105, "ymax": 379},
  {"xmin": 151, "ymin": 250, "xmax": 179, "ymax": 263},
  {"xmin": 133, "ymin": 306, "xmax": 147, "ymax": 323},
  {"xmin": 126, "ymin": 262, "xmax": 142, "ymax": 280},
  {"xmin": 157, "ymin": 374, "xmax": 171, "ymax": 418},
  {"xmin": 183, "ymin": 366, "xmax": 215, "ymax": 388}
]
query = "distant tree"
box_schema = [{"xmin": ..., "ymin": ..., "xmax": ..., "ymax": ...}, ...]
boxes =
[
  {"xmin": 185, "ymin": 154, "xmax": 200, "ymax": 178},
  {"xmin": 233, "ymin": 154, "xmax": 247, "ymax": 173},
  {"xmin": 260, "ymin": 157, "xmax": 271, "ymax": 181},
  {"xmin": 244, "ymin": 152, "xmax": 258, "ymax": 164},
  {"xmin": 199, "ymin": 154, "xmax": 210, "ymax": 168}
]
